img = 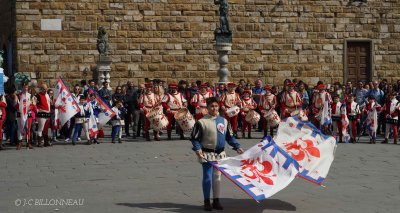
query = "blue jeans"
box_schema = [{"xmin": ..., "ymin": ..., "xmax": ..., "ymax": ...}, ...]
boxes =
[{"xmin": 111, "ymin": 126, "xmax": 121, "ymax": 141}]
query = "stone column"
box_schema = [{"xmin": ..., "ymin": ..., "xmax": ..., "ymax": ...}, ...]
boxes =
[
  {"xmin": 96, "ymin": 55, "xmax": 112, "ymax": 84},
  {"xmin": 215, "ymin": 42, "xmax": 232, "ymax": 83}
]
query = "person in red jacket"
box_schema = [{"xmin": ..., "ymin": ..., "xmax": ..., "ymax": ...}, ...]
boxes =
[
  {"xmin": 191, "ymin": 83, "xmax": 213, "ymax": 121},
  {"xmin": 382, "ymin": 92, "xmax": 399, "ymax": 144},
  {"xmin": 346, "ymin": 94, "xmax": 361, "ymax": 143},
  {"xmin": 36, "ymin": 83, "xmax": 52, "ymax": 147},
  {"xmin": 161, "ymin": 83, "xmax": 187, "ymax": 140},
  {"xmin": 240, "ymin": 90, "xmax": 256, "ymax": 139},
  {"xmin": 219, "ymin": 82, "xmax": 241, "ymax": 138},
  {"xmin": 0, "ymin": 95, "xmax": 7, "ymax": 150}
]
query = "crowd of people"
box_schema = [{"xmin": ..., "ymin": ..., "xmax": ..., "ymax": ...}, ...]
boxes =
[{"xmin": 0, "ymin": 77, "xmax": 399, "ymax": 151}]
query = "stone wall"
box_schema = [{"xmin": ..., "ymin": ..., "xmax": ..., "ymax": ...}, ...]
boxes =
[{"xmin": 13, "ymin": 0, "xmax": 400, "ymax": 86}]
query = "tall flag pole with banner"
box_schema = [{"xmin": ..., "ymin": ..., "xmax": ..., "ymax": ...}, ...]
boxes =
[
  {"xmin": 87, "ymin": 88, "xmax": 115, "ymax": 128},
  {"xmin": 212, "ymin": 116, "xmax": 337, "ymax": 201},
  {"xmin": 54, "ymin": 77, "xmax": 80, "ymax": 128}
]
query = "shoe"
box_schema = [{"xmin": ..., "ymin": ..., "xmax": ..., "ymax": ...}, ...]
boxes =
[
  {"xmin": 212, "ymin": 198, "xmax": 224, "ymax": 210},
  {"xmin": 167, "ymin": 131, "xmax": 172, "ymax": 140},
  {"xmin": 96, "ymin": 140, "xmax": 100, "ymax": 144},
  {"xmin": 394, "ymin": 139, "xmax": 398, "ymax": 144},
  {"xmin": 145, "ymin": 132, "xmax": 151, "ymax": 141},
  {"xmin": 242, "ymin": 133, "xmax": 245, "ymax": 139},
  {"xmin": 27, "ymin": 143, "xmax": 33, "ymax": 149},
  {"xmin": 248, "ymin": 133, "xmax": 252, "ymax": 139},
  {"xmin": 382, "ymin": 138, "xmax": 389, "ymax": 144},
  {"xmin": 44, "ymin": 137, "xmax": 52, "ymax": 147},
  {"xmin": 77, "ymin": 137, "xmax": 81, "ymax": 142},
  {"xmin": 118, "ymin": 138, "xmax": 122, "ymax": 143},
  {"xmin": 64, "ymin": 138, "xmax": 70, "ymax": 143},
  {"xmin": 16, "ymin": 141, "xmax": 23, "ymax": 150},
  {"xmin": 0, "ymin": 144, "xmax": 5, "ymax": 150},
  {"xmin": 132, "ymin": 135, "xmax": 136, "ymax": 139},
  {"xmin": 112, "ymin": 140, "xmax": 115, "ymax": 144},
  {"xmin": 52, "ymin": 138, "xmax": 60, "ymax": 143},
  {"xmin": 126, "ymin": 133, "xmax": 131, "ymax": 137},
  {"xmin": 86, "ymin": 140, "xmax": 92, "ymax": 145},
  {"xmin": 204, "ymin": 199, "xmax": 212, "ymax": 211},
  {"xmin": 373, "ymin": 140, "xmax": 376, "ymax": 144}
]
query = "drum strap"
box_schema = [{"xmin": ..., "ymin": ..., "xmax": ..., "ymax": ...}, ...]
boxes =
[
  {"xmin": 171, "ymin": 94, "xmax": 182, "ymax": 108},
  {"xmin": 216, "ymin": 116, "xmax": 226, "ymax": 150}
]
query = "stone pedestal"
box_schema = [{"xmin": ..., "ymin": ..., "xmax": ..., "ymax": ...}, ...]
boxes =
[
  {"xmin": 96, "ymin": 55, "xmax": 112, "ymax": 84},
  {"xmin": 215, "ymin": 42, "xmax": 232, "ymax": 84}
]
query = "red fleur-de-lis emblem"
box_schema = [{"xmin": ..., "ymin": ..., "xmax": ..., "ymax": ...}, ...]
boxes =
[
  {"xmin": 240, "ymin": 158, "xmax": 276, "ymax": 185},
  {"xmin": 284, "ymin": 138, "xmax": 320, "ymax": 162}
]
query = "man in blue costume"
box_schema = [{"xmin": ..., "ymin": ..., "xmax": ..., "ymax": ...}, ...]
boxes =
[{"xmin": 190, "ymin": 97, "xmax": 244, "ymax": 211}]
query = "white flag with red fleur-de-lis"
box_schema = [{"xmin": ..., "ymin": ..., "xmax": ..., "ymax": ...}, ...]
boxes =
[
  {"xmin": 212, "ymin": 137, "xmax": 300, "ymax": 201},
  {"xmin": 212, "ymin": 116, "xmax": 336, "ymax": 201},
  {"xmin": 274, "ymin": 116, "xmax": 337, "ymax": 185}
]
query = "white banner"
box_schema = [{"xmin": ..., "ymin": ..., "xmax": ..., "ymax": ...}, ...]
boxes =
[{"xmin": 274, "ymin": 117, "xmax": 337, "ymax": 184}]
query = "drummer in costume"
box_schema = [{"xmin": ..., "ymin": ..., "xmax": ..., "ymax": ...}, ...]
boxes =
[
  {"xmin": 219, "ymin": 82, "xmax": 241, "ymax": 138},
  {"xmin": 311, "ymin": 84, "xmax": 332, "ymax": 130},
  {"xmin": 382, "ymin": 92, "xmax": 399, "ymax": 144},
  {"xmin": 111, "ymin": 100, "xmax": 126, "ymax": 144},
  {"xmin": 162, "ymin": 83, "xmax": 187, "ymax": 140},
  {"xmin": 35, "ymin": 83, "xmax": 53, "ymax": 147},
  {"xmin": 331, "ymin": 95, "xmax": 343, "ymax": 143},
  {"xmin": 190, "ymin": 97, "xmax": 244, "ymax": 211},
  {"xmin": 191, "ymin": 83, "xmax": 213, "ymax": 120},
  {"xmin": 240, "ymin": 89, "xmax": 257, "ymax": 139},
  {"xmin": 72, "ymin": 95, "xmax": 93, "ymax": 145},
  {"xmin": 280, "ymin": 82, "xmax": 302, "ymax": 119},
  {"xmin": 139, "ymin": 82, "xmax": 161, "ymax": 141},
  {"xmin": 15, "ymin": 82, "xmax": 34, "ymax": 149},
  {"xmin": 259, "ymin": 85, "xmax": 278, "ymax": 137},
  {"xmin": 346, "ymin": 94, "xmax": 361, "ymax": 143},
  {"xmin": 363, "ymin": 95, "xmax": 382, "ymax": 144}
]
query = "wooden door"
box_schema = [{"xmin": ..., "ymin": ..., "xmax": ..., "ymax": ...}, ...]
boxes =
[{"xmin": 346, "ymin": 42, "xmax": 371, "ymax": 84}]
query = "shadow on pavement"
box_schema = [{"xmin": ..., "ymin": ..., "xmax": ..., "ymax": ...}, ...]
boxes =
[{"xmin": 116, "ymin": 198, "xmax": 296, "ymax": 212}]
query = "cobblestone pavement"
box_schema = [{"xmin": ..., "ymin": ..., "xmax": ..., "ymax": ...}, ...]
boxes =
[{"xmin": 0, "ymin": 129, "xmax": 399, "ymax": 213}]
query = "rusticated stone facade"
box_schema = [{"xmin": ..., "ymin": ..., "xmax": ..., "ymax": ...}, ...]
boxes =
[{"xmin": 1, "ymin": 0, "xmax": 400, "ymax": 86}]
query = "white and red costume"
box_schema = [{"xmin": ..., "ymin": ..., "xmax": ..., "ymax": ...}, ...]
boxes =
[
  {"xmin": 331, "ymin": 101, "xmax": 343, "ymax": 140},
  {"xmin": 191, "ymin": 85, "xmax": 213, "ymax": 120},
  {"xmin": 161, "ymin": 84, "xmax": 187, "ymax": 138},
  {"xmin": 382, "ymin": 97, "xmax": 400, "ymax": 142},
  {"xmin": 139, "ymin": 83, "xmax": 161, "ymax": 140},
  {"xmin": 280, "ymin": 88, "xmax": 302, "ymax": 119},
  {"xmin": 219, "ymin": 84, "xmax": 241, "ymax": 133},
  {"xmin": 346, "ymin": 100, "xmax": 361, "ymax": 141},
  {"xmin": 240, "ymin": 92, "xmax": 257, "ymax": 135},
  {"xmin": 259, "ymin": 86, "xmax": 277, "ymax": 135},
  {"xmin": 311, "ymin": 85, "xmax": 332, "ymax": 128}
]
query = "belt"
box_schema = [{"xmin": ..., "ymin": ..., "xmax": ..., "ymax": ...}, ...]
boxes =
[
  {"xmin": 37, "ymin": 112, "xmax": 51, "ymax": 118},
  {"xmin": 202, "ymin": 148, "xmax": 225, "ymax": 154}
]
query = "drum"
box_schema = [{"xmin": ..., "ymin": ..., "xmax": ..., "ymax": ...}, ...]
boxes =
[
  {"xmin": 198, "ymin": 107, "xmax": 208, "ymax": 116},
  {"xmin": 264, "ymin": 109, "xmax": 281, "ymax": 127},
  {"xmin": 291, "ymin": 109, "xmax": 308, "ymax": 121},
  {"xmin": 245, "ymin": 110, "xmax": 260, "ymax": 125},
  {"xmin": 146, "ymin": 106, "xmax": 169, "ymax": 131},
  {"xmin": 385, "ymin": 118, "xmax": 398, "ymax": 124},
  {"xmin": 226, "ymin": 106, "xmax": 240, "ymax": 118},
  {"xmin": 174, "ymin": 108, "xmax": 195, "ymax": 132}
]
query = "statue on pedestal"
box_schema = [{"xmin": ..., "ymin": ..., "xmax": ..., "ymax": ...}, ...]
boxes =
[
  {"xmin": 214, "ymin": 0, "xmax": 232, "ymax": 44},
  {"xmin": 97, "ymin": 26, "xmax": 109, "ymax": 56}
]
